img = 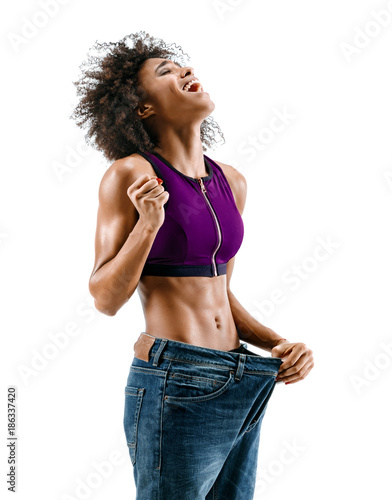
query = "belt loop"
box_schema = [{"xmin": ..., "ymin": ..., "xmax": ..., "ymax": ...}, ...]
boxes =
[
  {"xmin": 234, "ymin": 353, "xmax": 246, "ymax": 381},
  {"xmin": 152, "ymin": 339, "xmax": 167, "ymax": 366}
]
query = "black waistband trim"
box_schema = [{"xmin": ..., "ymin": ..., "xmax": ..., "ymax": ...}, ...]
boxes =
[{"xmin": 141, "ymin": 262, "xmax": 227, "ymax": 277}]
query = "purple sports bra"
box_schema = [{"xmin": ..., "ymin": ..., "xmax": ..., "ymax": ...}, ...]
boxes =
[{"xmin": 138, "ymin": 151, "xmax": 244, "ymax": 277}]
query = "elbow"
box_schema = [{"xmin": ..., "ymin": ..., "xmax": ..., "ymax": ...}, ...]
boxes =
[
  {"xmin": 89, "ymin": 271, "xmax": 137, "ymax": 316},
  {"xmin": 94, "ymin": 298, "xmax": 118, "ymax": 316},
  {"xmin": 89, "ymin": 278, "xmax": 121, "ymax": 317}
]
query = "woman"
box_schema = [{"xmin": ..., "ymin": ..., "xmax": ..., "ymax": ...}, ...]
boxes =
[{"xmin": 71, "ymin": 31, "xmax": 314, "ymax": 499}]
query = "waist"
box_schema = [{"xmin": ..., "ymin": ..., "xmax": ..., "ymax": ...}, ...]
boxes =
[
  {"xmin": 133, "ymin": 332, "xmax": 282, "ymax": 374},
  {"xmin": 137, "ymin": 274, "xmax": 237, "ymax": 349}
]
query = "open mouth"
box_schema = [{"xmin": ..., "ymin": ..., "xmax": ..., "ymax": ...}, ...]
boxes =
[{"xmin": 182, "ymin": 79, "xmax": 204, "ymax": 93}]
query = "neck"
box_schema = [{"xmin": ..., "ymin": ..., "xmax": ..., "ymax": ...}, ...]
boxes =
[{"xmin": 153, "ymin": 123, "xmax": 207, "ymax": 178}]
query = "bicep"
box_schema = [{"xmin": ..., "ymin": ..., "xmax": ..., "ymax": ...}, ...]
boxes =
[{"xmin": 90, "ymin": 162, "xmax": 139, "ymax": 278}]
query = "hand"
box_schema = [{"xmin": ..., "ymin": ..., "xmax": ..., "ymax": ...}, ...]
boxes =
[
  {"xmin": 127, "ymin": 174, "xmax": 169, "ymax": 231},
  {"xmin": 271, "ymin": 341, "xmax": 314, "ymax": 385}
]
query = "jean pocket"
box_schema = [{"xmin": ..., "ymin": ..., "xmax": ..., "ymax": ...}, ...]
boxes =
[
  {"xmin": 123, "ymin": 385, "xmax": 145, "ymax": 465},
  {"xmin": 164, "ymin": 363, "xmax": 235, "ymax": 403}
]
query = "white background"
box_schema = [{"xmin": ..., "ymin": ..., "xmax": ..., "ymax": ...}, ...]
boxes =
[{"xmin": 2, "ymin": 0, "xmax": 392, "ymax": 498}]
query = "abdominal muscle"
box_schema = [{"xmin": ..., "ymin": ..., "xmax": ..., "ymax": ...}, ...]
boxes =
[{"xmin": 136, "ymin": 274, "xmax": 241, "ymax": 351}]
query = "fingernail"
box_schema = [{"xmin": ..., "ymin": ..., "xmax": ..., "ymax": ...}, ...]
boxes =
[
  {"xmin": 285, "ymin": 382, "xmax": 293, "ymax": 385},
  {"xmin": 156, "ymin": 177, "xmax": 163, "ymax": 183}
]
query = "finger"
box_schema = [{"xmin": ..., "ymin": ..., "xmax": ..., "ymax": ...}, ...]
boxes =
[
  {"xmin": 278, "ymin": 344, "xmax": 308, "ymax": 372},
  {"xmin": 154, "ymin": 189, "xmax": 170, "ymax": 202},
  {"xmin": 277, "ymin": 359, "xmax": 314, "ymax": 384},
  {"xmin": 138, "ymin": 177, "xmax": 163, "ymax": 195},
  {"xmin": 128, "ymin": 175, "xmax": 156, "ymax": 198},
  {"xmin": 277, "ymin": 351, "xmax": 309, "ymax": 378},
  {"xmin": 271, "ymin": 343, "xmax": 294, "ymax": 358},
  {"xmin": 132, "ymin": 174, "xmax": 154, "ymax": 190},
  {"xmin": 283, "ymin": 362, "xmax": 313, "ymax": 384},
  {"xmin": 278, "ymin": 348, "xmax": 311, "ymax": 374}
]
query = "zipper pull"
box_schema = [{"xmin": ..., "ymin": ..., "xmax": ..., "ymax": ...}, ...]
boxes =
[{"xmin": 198, "ymin": 177, "xmax": 206, "ymax": 193}]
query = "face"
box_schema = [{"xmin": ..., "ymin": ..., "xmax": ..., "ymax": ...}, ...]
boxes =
[{"xmin": 136, "ymin": 58, "xmax": 215, "ymax": 130}]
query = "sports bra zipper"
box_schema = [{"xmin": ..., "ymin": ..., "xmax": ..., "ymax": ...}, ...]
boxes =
[{"xmin": 198, "ymin": 177, "xmax": 222, "ymax": 276}]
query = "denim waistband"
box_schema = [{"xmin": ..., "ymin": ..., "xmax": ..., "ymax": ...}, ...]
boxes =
[{"xmin": 138, "ymin": 332, "xmax": 282, "ymax": 378}]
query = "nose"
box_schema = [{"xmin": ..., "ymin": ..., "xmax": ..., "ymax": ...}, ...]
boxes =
[{"xmin": 181, "ymin": 66, "xmax": 194, "ymax": 78}]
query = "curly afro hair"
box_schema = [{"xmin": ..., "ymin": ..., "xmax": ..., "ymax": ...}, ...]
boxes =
[{"xmin": 70, "ymin": 31, "xmax": 225, "ymax": 163}]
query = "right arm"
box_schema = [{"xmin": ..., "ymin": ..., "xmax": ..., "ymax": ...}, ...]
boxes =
[{"xmin": 88, "ymin": 159, "xmax": 168, "ymax": 316}]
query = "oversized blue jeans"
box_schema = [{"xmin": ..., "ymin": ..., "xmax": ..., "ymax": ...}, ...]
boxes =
[{"xmin": 123, "ymin": 332, "xmax": 283, "ymax": 499}]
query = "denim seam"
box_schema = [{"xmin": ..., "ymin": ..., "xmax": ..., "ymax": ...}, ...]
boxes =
[
  {"xmin": 131, "ymin": 363, "xmax": 278, "ymax": 378},
  {"xmin": 157, "ymin": 361, "xmax": 171, "ymax": 474},
  {"xmin": 170, "ymin": 373, "xmax": 226, "ymax": 385},
  {"xmin": 164, "ymin": 371, "xmax": 235, "ymax": 403},
  {"xmin": 244, "ymin": 370, "xmax": 279, "ymax": 376},
  {"xmin": 130, "ymin": 367, "xmax": 168, "ymax": 376},
  {"xmin": 161, "ymin": 356, "xmax": 233, "ymax": 370},
  {"xmin": 124, "ymin": 388, "xmax": 145, "ymax": 465},
  {"xmin": 160, "ymin": 355, "xmax": 279, "ymax": 375}
]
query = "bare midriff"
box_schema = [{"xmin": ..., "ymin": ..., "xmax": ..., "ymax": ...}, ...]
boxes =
[{"xmin": 137, "ymin": 274, "xmax": 241, "ymax": 351}]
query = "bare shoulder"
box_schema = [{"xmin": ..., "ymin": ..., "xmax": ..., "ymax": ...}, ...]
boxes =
[
  {"xmin": 104, "ymin": 153, "xmax": 154, "ymax": 179},
  {"xmin": 213, "ymin": 160, "xmax": 247, "ymax": 215},
  {"xmin": 98, "ymin": 153, "xmax": 157, "ymax": 196},
  {"xmin": 94, "ymin": 152, "xmax": 158, "ymax": 231}
]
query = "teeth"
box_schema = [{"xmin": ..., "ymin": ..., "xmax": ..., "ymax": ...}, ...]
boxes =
[{"xmin": 182, "ymin": 79, "xmax": 202, "ymax": 92}]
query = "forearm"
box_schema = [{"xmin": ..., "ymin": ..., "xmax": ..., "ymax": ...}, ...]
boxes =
[
  {"xmin": 89, "ymin": 219, "xmax": 158, "ymax": 315},
  {"xmin": 228, "ymin": 290, "xmax": 287, "ymax": 352}
]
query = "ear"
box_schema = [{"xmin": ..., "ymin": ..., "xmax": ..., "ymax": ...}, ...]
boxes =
[{"xmin": 137, "ymin": 102, "xmax": 155, "ymax": 120}]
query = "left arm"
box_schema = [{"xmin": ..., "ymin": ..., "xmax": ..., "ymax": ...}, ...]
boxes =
[
  {"xmin": 226, "ymin": 259, "xmax": 286, "ymax": 352},
  {"xmin": 220, "ymin": 162, "xmax": 285, "ymax": 352},
  {"xmin": 220, "ymin": 161, "xmax": 314, "ymax": 384}
]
